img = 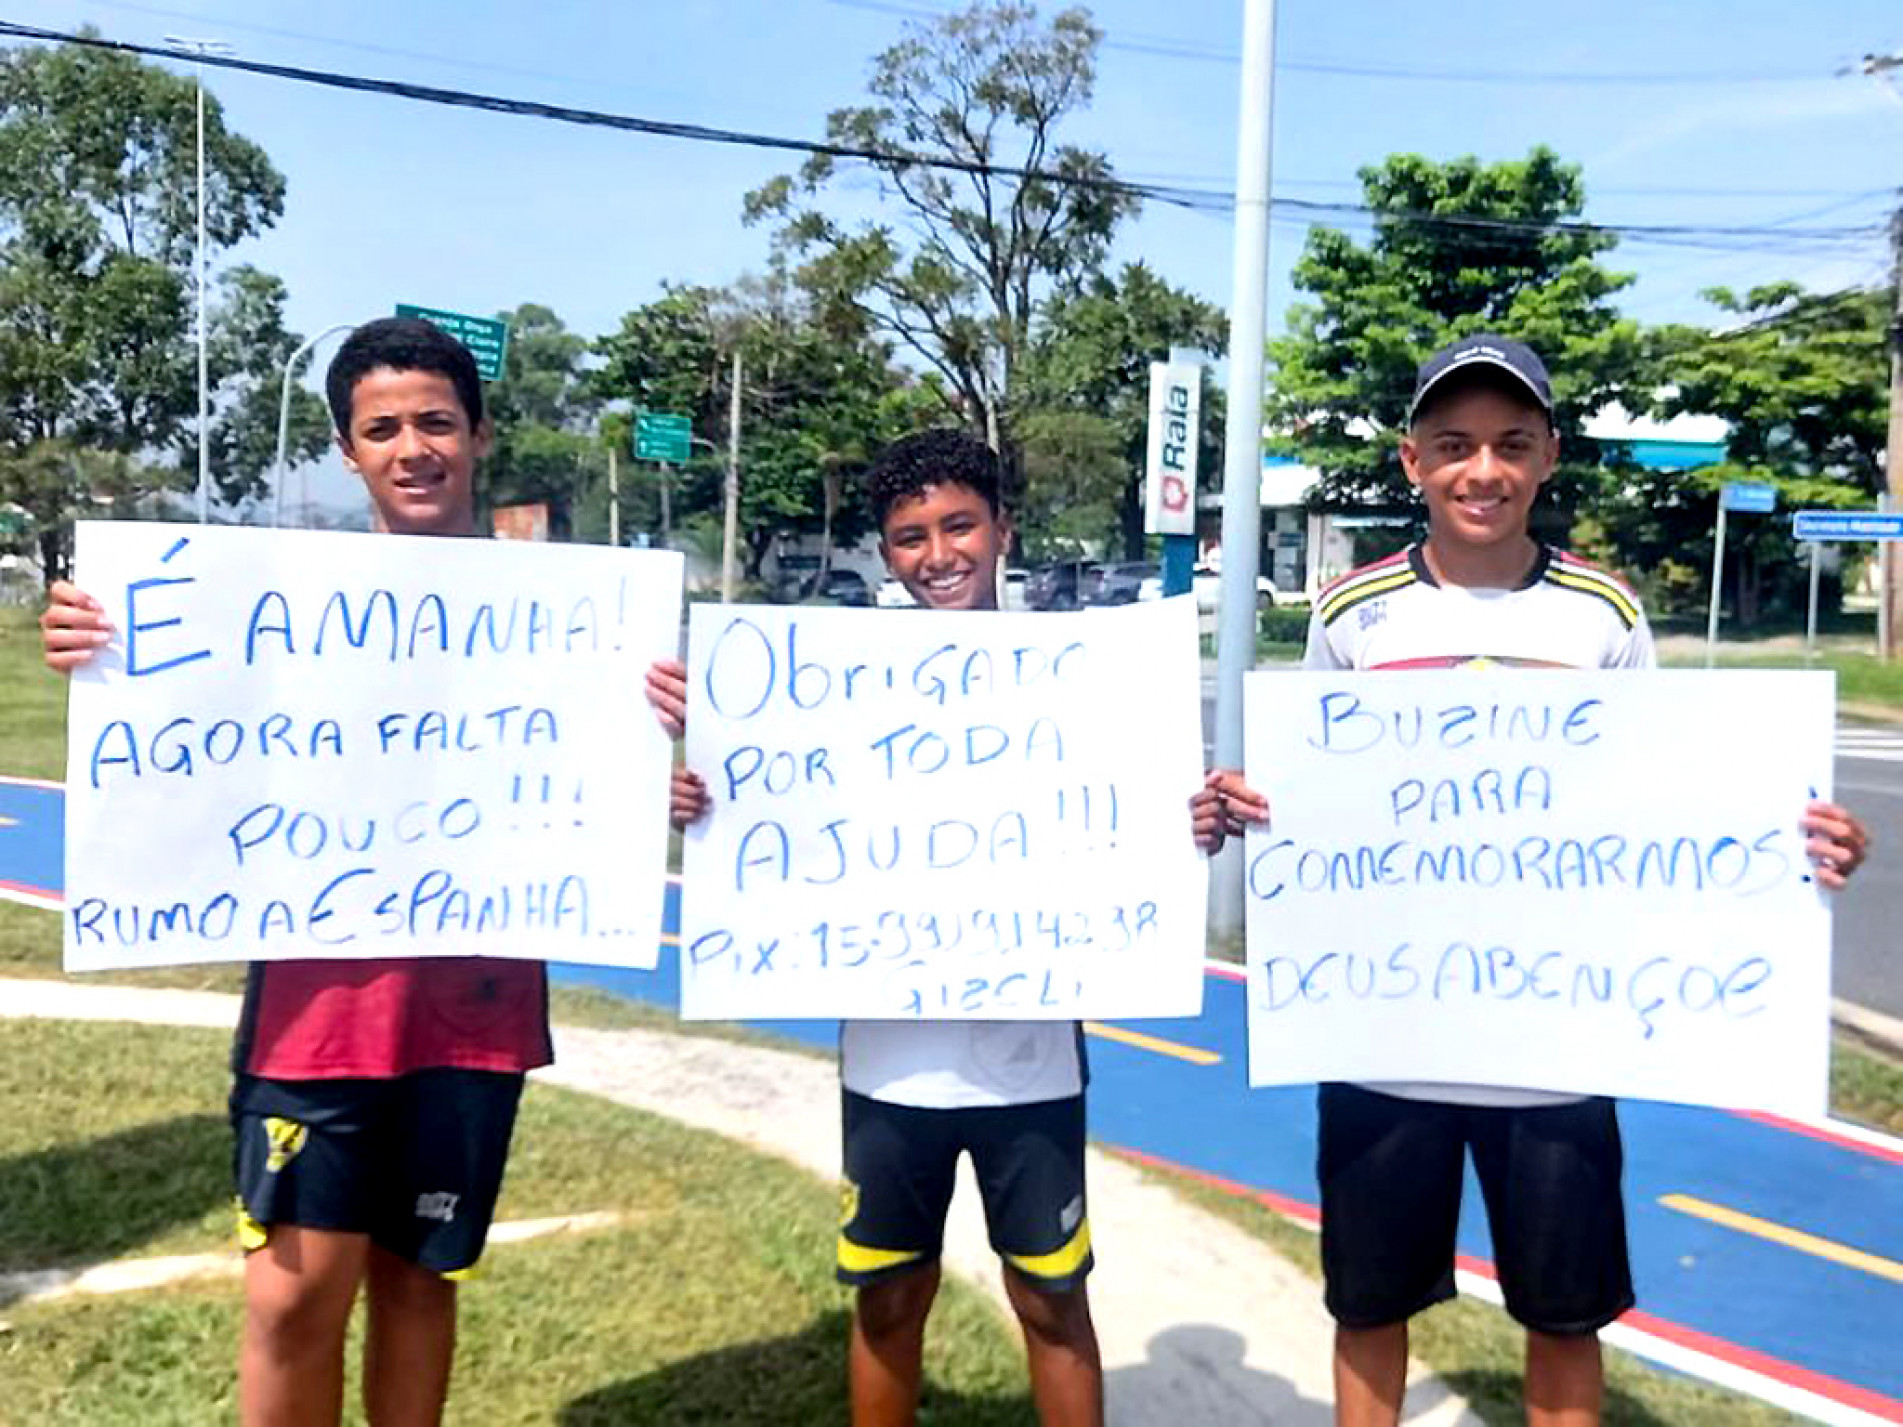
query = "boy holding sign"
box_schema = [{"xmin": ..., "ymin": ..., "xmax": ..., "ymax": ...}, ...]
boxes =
[
  {"xmin": 1211, "ymin": 334, "xmax": 1867, "ymax": 1427},
  {"xmin": 41, "ymin": 317, "xmax": 685, "ymax": 1426},
  {"xmin": 671, "ymin": 429, "xmax": 1230, "ymax": 1427}
]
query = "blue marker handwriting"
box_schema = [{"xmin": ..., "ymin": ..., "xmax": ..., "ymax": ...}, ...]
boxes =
[
  {"xmin": 686, "ymin": 898, "xmax": 1162, "ymax": 1015},
  {"xmin": 87, "ymin": 705, "xmax": 561, "ymax": 789},
  {"xmin": 68, "ymin": 867, "xmax": 600, "ymax": 952},
  {"xmin": 726, "ymin": 780, "xmax": 1122, "ymax": 891},
  {"xmin": 1255, "ymin": 940, "xmax": 1771, "ymax": 1043},
  {"xmin": 1247, "ymin": 826, "xmax": 1794, "ymax": 901},
  {"xmin": 1306, "ymin": 689, "xmax": 1604, "ymax": 756},
  {"xmin": 702, "ymin": 613, "xmax": 1088, "ymax": 721}
]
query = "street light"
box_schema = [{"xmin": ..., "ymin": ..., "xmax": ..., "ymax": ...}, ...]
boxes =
[
  {"xmin": 273, "ymin": 323, "xmax": 357, "ymax": 528},
  {"xmin": 163, "ymin": 35, "xmax": 234, "ymax": 525}
]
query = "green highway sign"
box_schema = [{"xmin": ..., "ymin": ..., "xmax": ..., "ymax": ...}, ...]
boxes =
[
  {"xmin": 635, "ymin": 411, "xmax": 693, "ymax": 464},
  {"xmin": 394, "ymin": 304, "xmax": 509, "ymax": 381}
]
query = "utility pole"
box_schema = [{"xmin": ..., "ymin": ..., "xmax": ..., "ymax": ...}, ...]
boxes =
[
  {"xmin": 1886, "ymin": 201, "xmax": 1903, "ymax": 660},
  {"xmin": 722, "ymin": 348, "xmax": 743, "ymax": 603},
  {"xmin": 1857, "ymin": 56, "xmax": 1901, "ymax": 657},
  {"xmin": 607, "ymin": 444, "xmax": 620, "ymax": 549},
  {"xmin": 1210, "ymin": 0, "xmax": 1279, "ymax": 935}
]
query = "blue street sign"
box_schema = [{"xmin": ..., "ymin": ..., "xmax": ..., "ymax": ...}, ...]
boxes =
[
  {"xmin": 1791, "ymin": 510, "xmax": 1903, "ymax": 542},
  {"xmin": 1721, "ymin": 481, "xmax": 1777, "ymax": 514}
]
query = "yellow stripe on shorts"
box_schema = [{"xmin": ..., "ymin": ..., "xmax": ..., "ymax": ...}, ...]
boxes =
[
  {"xmin": 1004, "ymin": 1218, "xmax": 1093, "ymax": 1282},
  {"xmin": 836, "ymin": 1236, "xmax": 928, "ymax": 1276}
]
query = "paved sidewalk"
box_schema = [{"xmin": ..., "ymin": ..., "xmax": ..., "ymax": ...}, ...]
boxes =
[{"xmin": 3, "ymin": 977, "xmax": 1479, "ymax": 1426}]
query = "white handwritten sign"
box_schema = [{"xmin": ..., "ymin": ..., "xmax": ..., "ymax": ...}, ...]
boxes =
[
  {"xmin": 63, "ymin": 522, "xmax": 683, "ymax": 972},
  {"xmin": 680, "ymin": 598, "xmax": 1208, "ymax": 1020},
  {"xmin": 1243, "ymin": 670, "xmax": 1835, "ymax": 1116}
]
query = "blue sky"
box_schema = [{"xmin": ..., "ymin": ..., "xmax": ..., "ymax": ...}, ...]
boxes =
[{"xmin": 5, "ymin": 0, "xmax": 1901, "ymax": 507}]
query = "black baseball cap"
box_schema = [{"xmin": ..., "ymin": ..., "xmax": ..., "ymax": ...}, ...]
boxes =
[{"xmin": 1407, "ymin": 333, "xmax": 1554, "ymax": 427}]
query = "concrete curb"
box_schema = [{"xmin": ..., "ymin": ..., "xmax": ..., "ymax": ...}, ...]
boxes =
[{"xmin": 1833, "ymin": 997, "xmax": 1903, "ymax": 1061}]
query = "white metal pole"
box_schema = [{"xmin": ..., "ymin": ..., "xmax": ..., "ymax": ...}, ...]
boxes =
[
  {"xmin": 1806, "ymin": 541, "xmax": 1821, "ymax": 663},
  {"xmin": 1210, "ymin": 0, "xmax": 1278, "ymax": 935},
  {"xmin": 166, "ymin": 36, "xmax": 231, "ymax": 522},
  {"xmin": 194, "ymin": 73, "xmax": 208, "ymax": 524},
  {"xmin": 273, "ymin": 322, "xmax": 355, "ymax": 528},
  {"xmin": 723, "ymin": 348, "xmax": 743, "ymax": 603},
  {"xmin": 1881, "ymin": 494, "xmax": 1895, "ymax": 661},
  {"xmin": 608, "ymin": 445, "xmax": 620, "ymax": 548},
  {"xmin": 1705, "ymin": 497, "xmax": 1728, "ymax": 668}
]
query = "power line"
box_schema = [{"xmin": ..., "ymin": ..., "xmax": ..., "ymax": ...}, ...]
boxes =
[
  {"xmin": 0, "ymin": 19, "xmax": 1883, "ymax": 262},
  {"xmin": 817, "ymin": 0, "xmax": 1821, "ymax": 83}
]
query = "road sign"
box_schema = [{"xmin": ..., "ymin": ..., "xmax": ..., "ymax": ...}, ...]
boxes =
[
  {"xmin": 1792, "ymin": 510, "xmax": 1903, "ymax": 542},
  {"xmin": 1722, "ymin": 481, "xmax": 1777, "ymax": 514},
  {"xmin": 393, "ymin": 304, "xmax": 509, "ymax": 381},
  {"xmin": 635, "ymin": 411, "xmax": 693, "ymax": 464}
]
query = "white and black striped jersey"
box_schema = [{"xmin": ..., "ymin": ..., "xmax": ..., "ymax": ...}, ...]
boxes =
[{"xmin": 1306, "ymin": 544, "xmax": 1654, "ymax": 674}]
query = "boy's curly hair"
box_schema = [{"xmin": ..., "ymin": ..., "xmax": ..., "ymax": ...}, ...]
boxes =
[{"xmin": 867, "ymin": 429, "xmax": 1002, "ymax": 528}]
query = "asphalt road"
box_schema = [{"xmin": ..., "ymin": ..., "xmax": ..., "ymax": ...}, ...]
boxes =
[{"xmin": 1830, "ymin": 724, "xmax": 1903, "ymax": 1019}]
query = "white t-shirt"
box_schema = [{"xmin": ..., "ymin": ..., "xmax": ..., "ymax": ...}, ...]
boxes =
[
  {"xmin": 840, "ymin": 1020, "xmax": 1083, "ymax": 1109},
  {"xmin": 1304, "ymin": 542, "xmax": 1655, "ymax": 1107}
]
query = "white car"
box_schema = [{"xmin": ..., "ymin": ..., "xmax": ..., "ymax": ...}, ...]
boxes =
[
  {"xmin": 1192, "ymin": 564, "xmax": 1275, "ymax": 613},
  {"xmin": 875, "ymin": 578, "xmax": 916, "ymax": 608}
]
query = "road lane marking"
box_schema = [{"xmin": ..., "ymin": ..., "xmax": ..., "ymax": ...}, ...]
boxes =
[
  {"xmin": 1084, "ymin": 1022, "xmax": 1221, "ymax": 1065},
  {"xmin": 1660, "ymin": 1193, "xmax": 1903, "ymax": 1284}
]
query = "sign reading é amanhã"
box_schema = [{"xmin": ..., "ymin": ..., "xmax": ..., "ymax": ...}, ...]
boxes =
[{"xmin": 394, "ymin": 305, "xmax": 509, "ymax": 382}]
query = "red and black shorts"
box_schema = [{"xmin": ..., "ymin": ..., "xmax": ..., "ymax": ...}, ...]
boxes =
[
  {"xmin": 1317, "ymin": 1082, "xmax": 1634, "ymax": 1335},
  {"xmin": 837, "ymin": 1090, "xmax": 1092, "ymax": 1293},
  {"xmin": 230, "ymin": 1068, "xmax": 524, "ymax": 1275}
]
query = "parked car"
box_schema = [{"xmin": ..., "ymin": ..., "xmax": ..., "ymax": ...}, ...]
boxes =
[
  {"xmin": 1089, "ymin": 560, "xmax": 1161, "ymax": 606},
  {"xmin": 1192, "ymin": 563, "xmax": 1276, "ymax": 612},
  {"xmin": 875, "ymin": 577, "xmax": 916, "ymax": 608},
  {"xmin": 769, "ymin": 554, "xmax": 822, "ymax": 602},
  {"xmin": 1002, "ymin": 567, "xmax": 1031, "ymax": 610},
  {"xmin": 1026, "ymin": 561, "xmax": 1101, "ymax": 611},
  {"xmin": 799, "ymin": 569, "xmax": 873, "ymax": 606}
]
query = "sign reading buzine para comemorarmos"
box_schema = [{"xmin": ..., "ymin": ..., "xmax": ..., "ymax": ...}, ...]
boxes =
[
  {"xmin": 1242, "ymin": 670, "xmax": 1834, "ymax": 1116},
  {"xmin": 62, "ymin": 523, "xmax": 683, "ymax": 971}
]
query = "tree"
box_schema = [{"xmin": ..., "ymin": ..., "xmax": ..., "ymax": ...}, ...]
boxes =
[
  {"xmin": 743, "ymin": 2, "xmax": 1136, "ymax": 506},
  {"xmin": 1011, "ymin": 408, "xmax": 1124, "ymax": 560},
  {"xmin": 595, "ymin": 276, "xmax": 909, "ymax": 576},
  {"xmin": 0, "ymin": 440, "xmax": 164, "ymax": 582},
  {"xmin": 1266, "ymin": 148, "xmax": 1642, "ymax": 541},
  {"xmin": 482, "ymin": 303, "xmax": 601, "ymax": 538},
  {"xmin": 594, "ymin": 283, "xmax": 731, "ymax": 545},
  {"xmin": 1585, "ymin": 284, "xmax": 1891, "ymax": 620},
  {"xmin": 1019, "ymin": 262, "xmax": 1225, "ymax": 556},
  {"xmin": 204, "ymin": 266, "xmax": 331, "ymax": 511},
  {"xmin": 0, "ymin": 34, "xmax": 286, "ymax": 575}
]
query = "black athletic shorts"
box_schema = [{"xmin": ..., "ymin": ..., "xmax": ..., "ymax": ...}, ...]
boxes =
[
  {"xmin": 1316, "ymin": 1083, "xmax": 1634, "ymax": 1335},
  {"xmin": 230, "ymin": 1068, "xmax": 525, "ymax": 1275},
  {"xmin": 837, "ymin": 1090, "xmax": 1092, "ymax": 1292}
]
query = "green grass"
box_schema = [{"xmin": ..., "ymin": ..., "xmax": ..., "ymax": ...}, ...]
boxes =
[
  {"xmin": 1658, "ymin": 646, "xmax": 1903, "ymax": 717},
  {"xmin": 1830, "ymin": 1031, "xmax": 1903, "ymax": 1134},
  {"xmin": 1, "ymin": 604, "xmax": 65, "ymax": 781},
  {"xmin": 0, "ymin": 1018, "xmax": 1030, "ymax": 1425},
  {"xmin": 1118, "ymin": 1152, "xmax": 1803, "ymax": 1427}
]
